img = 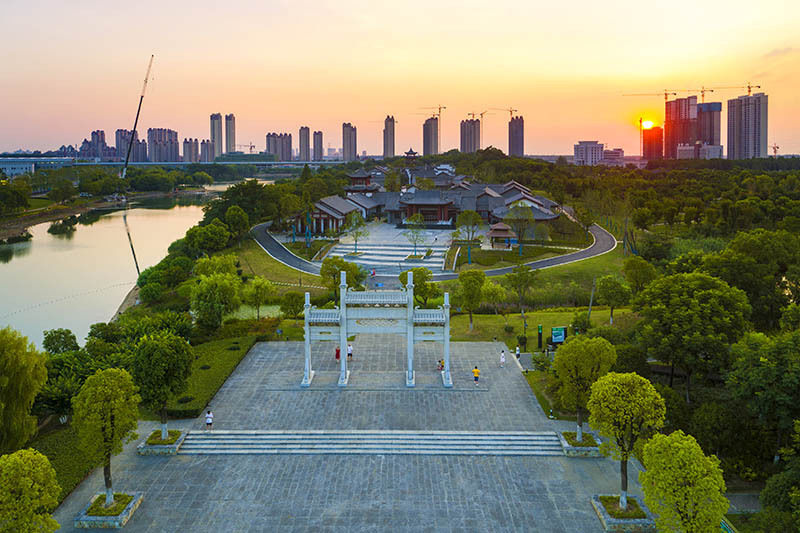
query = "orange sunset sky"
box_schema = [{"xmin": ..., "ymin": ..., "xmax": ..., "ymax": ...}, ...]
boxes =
[{"xmin": 1, "ymin": 0, "xmax": 798, "ymax": 156}]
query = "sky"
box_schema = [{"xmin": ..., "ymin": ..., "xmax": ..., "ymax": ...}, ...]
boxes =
[{"xmin": 1, "ymin": 0, "xmax": 799, "ymax": 156}]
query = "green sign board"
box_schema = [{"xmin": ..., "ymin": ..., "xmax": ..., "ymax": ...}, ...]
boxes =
[{"xmin": 551, "ymin": 326, "xmax": 567, "ymax": 344}]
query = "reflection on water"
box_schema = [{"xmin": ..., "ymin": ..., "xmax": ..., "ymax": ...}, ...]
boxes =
[{"xmin": 0, "ymin": 197, "xmax": 205, "ymax": 347}]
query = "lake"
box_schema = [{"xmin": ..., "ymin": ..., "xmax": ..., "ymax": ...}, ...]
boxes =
[{"xmin": 0, "ymin": 197, "xmax": 205, "ymax": 347}]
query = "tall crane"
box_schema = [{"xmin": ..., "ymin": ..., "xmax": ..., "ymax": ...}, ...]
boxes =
[
  {"xmin": 491, "ymin": 107, "xmax": 518, "ymax": 119},
  {"xmin": 418, "ymin": 105, "xmax": 446, "ymax": 153},
  {"xmin": 237, "ymin": 143, "xmax": 256, "ymax": 154},
  {"xmin": 772, "ymin": 143, "xmax": 780, "ymax": 158},
  {"xmin": 684, "ymin": 86, "xmax": 715, "ymax": 103},
  {"xmin": 121, "ymin": 55, "xmax": 154, "ymax": 180},
  {"xmin": 623, "ymin": 90, "xmax": 678, "ymax": 102},
  {"xmin": 712, "ymin": 82, "xmax": 761, "ymax": 96}
]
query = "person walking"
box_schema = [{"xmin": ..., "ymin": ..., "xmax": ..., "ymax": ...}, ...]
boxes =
[
  {"xmin": 347, "ymin": 343, "xmax": 353, "ymax": 361},
  {"xmin": 205, "ymin": 410, "xmax": 214, "ymax": 430},
  {"xmin": 515, "ymin": 345, "xmax": 520, "ymax": 359},
  {"xmin": 335, "ymin": 346, "xmax": 340, "ymax": 361},
  {"xmin": 472, "ymin": 366, "xmax": 480, "ymax": 386},
  {"xmin": 500, "ymin": 350, "xmax": 506, "ymax": 368}
]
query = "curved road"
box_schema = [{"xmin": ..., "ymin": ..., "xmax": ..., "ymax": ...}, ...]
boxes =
[{"xmin": 251, "ymin": 222, "xmax": 617, "ymax": 285}]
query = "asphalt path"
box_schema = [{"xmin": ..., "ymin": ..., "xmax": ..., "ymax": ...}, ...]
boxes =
[{"xmin": 251, "ymin": 222, "xmax": 617, "ymax": 286}]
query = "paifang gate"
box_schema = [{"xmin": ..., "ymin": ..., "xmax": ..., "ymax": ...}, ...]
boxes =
[{"xmin": 301, "ymin": 270, "xmax": 453, "ymax": 388}]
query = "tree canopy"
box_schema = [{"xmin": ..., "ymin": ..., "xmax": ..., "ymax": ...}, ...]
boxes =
[
  {"xmin": 190, "ymin": 273, "xmax": 242, "ymax": 331},
  {"xmin": 242, "ymin": 277, "xmax": 274, "ymax": 319},
  {"xmin": 320, "ymin": 256, "xmax": 365, "ymax": 298},
  {"xmin": 0, "ymin": 449, "xmax": 60, "ymax": 533},
  {"xmin": 596, "ymin": 276, "xmax": 631, "ymax": 324},
  {"xmin": 42, "ymin": 328, "xmax": 79, "ymax": 354},
  {"xmin": 399, "ymin": 267, "xmax": 441, "ymax": 307},
  {"xmin": 458, "ymin": 270, "xmax": 486, "ymax": 331}
]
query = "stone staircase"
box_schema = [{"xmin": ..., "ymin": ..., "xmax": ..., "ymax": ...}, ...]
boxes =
[
  {"xmin": 327, "ymin": 243, "xmax": 449, "ymax": 274},
  {"xmin": 178, "ymin": 430, "xmax": 563, "ymax": 456}
]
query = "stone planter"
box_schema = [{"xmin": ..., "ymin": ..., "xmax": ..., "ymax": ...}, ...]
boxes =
[
  {"xmin": 74, "ymin": 492, "xmax": 143, "ymax": 529},
  {"xmin": 591, "ymin": 495, "xmax": 655, "ymax": 532},
  {"xmin": 558, "ymin": 431, "xmax": 604, "ymax": 457},
  {"xmin": 136, "ymin": 431, "xmax": 187, "ymax": 456}
]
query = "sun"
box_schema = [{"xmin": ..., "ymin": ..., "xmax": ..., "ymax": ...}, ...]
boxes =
[{"xmin": 641, "ymin": 120, "xmax": 654, "ymax": 129}]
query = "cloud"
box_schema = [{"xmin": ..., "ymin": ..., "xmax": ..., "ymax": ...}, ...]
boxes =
[{"xmin": 763, "ymin": 47, "xmax": 795, "ymax": 58}]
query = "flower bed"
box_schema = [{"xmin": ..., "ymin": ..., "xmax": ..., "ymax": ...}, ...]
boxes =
[
  {"xmin": 591, "ymin": 495, "xmax": 655, "ymax": 532},
  {"xmin": 137, "ymin": 430, "xmax": 187, "ymax": 456},
  {"xmin": 558, "ymin": 430, "xmax": 604, "ymax": 457},
  {"xmin": 74, "ymin": 492, "xmax": 143, "ymax": 529}
]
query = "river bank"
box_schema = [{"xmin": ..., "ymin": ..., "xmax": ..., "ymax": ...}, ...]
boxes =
[{"xmin": 0, "ymin": 189, "xmax": 210, "ymax": 242}]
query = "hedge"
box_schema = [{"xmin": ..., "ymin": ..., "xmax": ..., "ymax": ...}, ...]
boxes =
[{"xmin": 31, "ymin": 425, "xmax": 98, "ymax": 503}]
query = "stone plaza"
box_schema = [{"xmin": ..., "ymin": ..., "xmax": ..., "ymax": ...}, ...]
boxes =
[{"xmin": 53, "ymin": 334, "xmax": 645, "ymax": 532}]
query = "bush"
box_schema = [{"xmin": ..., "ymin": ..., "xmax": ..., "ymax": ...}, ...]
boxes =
[
  {"xmin": 531, "ymin": 353, "xmax": 551, "ymax": 371},
  {"xmin": 517, "ymin": 335, "xmax": 527, "ymax": 350},
  {"xmin": 572, "ymin": 311, "xmax": 591, "ymax": 334},
  {"xmin": 31, "ymin": 425, "xmax": 97, "ymax": 503},
  {"xmin": 503, "ymin": 325, "xmax": 514, "ymax": 334},
  {"xmin": 139, "ymin": 282, "xmax": 164, "ymax": 304},
  {"xmin": 761, "ymin": 469, "xmax": 800, "ymax": 512}
]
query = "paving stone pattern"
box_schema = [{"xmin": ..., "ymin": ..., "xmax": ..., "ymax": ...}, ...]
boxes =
[{"xmin": 53, "ymin": 335, "xmax": 643, "ymax": 532}]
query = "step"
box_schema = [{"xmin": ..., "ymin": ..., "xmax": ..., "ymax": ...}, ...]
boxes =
[{"xmin": 177, "ymin": 430, "xmax": 563, "ymax": 456}]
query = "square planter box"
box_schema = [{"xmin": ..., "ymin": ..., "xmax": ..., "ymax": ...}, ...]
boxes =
[
  {"xmin": 591, "ymin": 494, "xmax": 656, "ymax": 532},
  {"xmin": 74, "ymin": 492, "xmax": 143, "ymax": 529},
  {"xmin": 136, "ymin": 431, "xmax": 187, "ymax": 456},
  {"xmin": 558, "ymin": 431, "xmax": 604, "ymax": 457}
]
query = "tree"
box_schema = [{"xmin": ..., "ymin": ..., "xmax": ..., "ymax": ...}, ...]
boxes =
[
  {"xmin": 635, "ymin": 272, "xmax": 750, "ymax": 401},
  {"xmin": 345, "ymin": 211, "xmax": 369, "ymax": 253},
  {"xmin": 622, "ymin": 256, "xmax": 658, "ymax": 295},
  {"xmin": 553, "ymin": 337, "xmax": 617, "ymax": 442},
  {"xmin": 185, "ymin": 222, "xmax": 230, "ymax": 256},
  {"xmin": 403, "ymin": 213, "xmax": 426, "ymax": 255},
  {"xmin": 384, "ymin": 171, "xmax": 402, "ymax": 192},
  {"xmin": 319, "ymin": 256, "xmax": 365, "ymax": 299},
  {"xmin": 0, "ymin": 449, "xmax": 60, "ymax": 533},
  {"xmin": 456, "ymin": 210, "xmax": 482, "ymax": 264},
  {"xmin": 505, "ymin": 206, "xmax": 535, "ymax": 256},
  {"xmin": 727, "ymin": 331, "xmax": 800, "ymax": 463},
  {"xmin": 632, "ymin": 207, "xmax": 654, "ymax": 230},
  {"xmin": 415, "ymin": 177, "xmax": 435, "ymax": 190},
  {"xmin": 194, "ymin": 254, "xmax": 237, "ymax": 276},
  {"xmin": 139, "ymin": 282, "xmax": 164, "ymax": 304},
  {"xmin": 280, "ymin": 291, "xmax": 305, "ymax": 319},
  {"xmin": 640, "ymin": 431, "xmax": 728, "ymax": 533},
  {"xmin": 458, "ymin": 270, "xmax": 486, "ymax": 331},
  {"xmin": 588, "ymin": 372, "xmax": 665, "ymax": 510},
  {"xmin": 47, "ymin": 178, "xmax": 76, "ymax": 204},
  {"xmin": 302, "ymin": 177, "xmax": 328, "ymax": 202},
  {"xmin": 399, "ymin": 268, "xmax": 441, "ymax": 307},
  {"xmin": 132, "ymin": 331, "xmax": 193, "ymax": 441},
  {"xmin": 42, "ymin": 328, "xmax": 79, "ymax": 354},
  {"xmin": 242, "ymin": 277, "xmax": 274, "ymax": 319},
  {"xmin": 596, "ymin": 276, "xmax": 631, "ymax": 324},
  {"xmin": 781, "ymin": 303, "xmax": 800, "ymax": 332},
  {"xmin": 72, "ymin": 368, "xmax": 140, "ymax": 507},
  {"xmin": 190, "ymin": 273, "xmax": 242, "ymax": 330},
  {"xmin": 279, "ymin": 193, "xmax": 304, "ymax": 239},
  {"xmin": 224, "ymin": 205, "xmax": 250, "ymax": 243},
  {"xmin": 502, "ymin": 265, "xmax": 537, "ymax": 329},
  {"xmin": 481, "ymin": 281, "xmax": 507, "ymax": 323},
  {"xmin": 0, "ymin": 327, "xmax": 47, "ymax": 454}
]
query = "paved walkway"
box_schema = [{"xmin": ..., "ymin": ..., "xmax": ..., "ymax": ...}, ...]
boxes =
[
  {"xmin": 251, "ymin": 222, "xmax": 617, "ymax": 286},
  {"xmin": 53, "ymin": 336, "xmax": 641, "ymax": 532}
]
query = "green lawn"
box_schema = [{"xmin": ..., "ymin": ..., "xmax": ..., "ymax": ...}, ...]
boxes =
[
  {"xmin": 228, "ymin": 238, "xmax": 326, "ymax": 296},
  {"xmin": 535, "ymin": 245, "xmax": 625, "ymax": 289},
  {"xmin": 31, "ymin": 425, "xmax": 98, "ymax": 503},
  {"xmin": 27, "ymin": 197, "xmax": 55, "ymax": 210},
  {"xmin": 450, "ymin": 309, "xmax": 631, "ymax": 351},
  {"xmin": 226, "ymin": 304, "xmax": 282, "ymax": 320},
  {"xmin": 164, "ymin": 335, "xmax": 257, "ymax": 418},
  {"xmin": 284, "ymin": 239, "xmax": 334, "ymax": 261},
  {"xmin": 455, "ymin": 246, "xmax": 563, "ymax": 271}
]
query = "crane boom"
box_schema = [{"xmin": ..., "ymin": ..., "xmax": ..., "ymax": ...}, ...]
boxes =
[{"xmin": 121, "ymin": 54, "xmax": 154, "ymax": 180}]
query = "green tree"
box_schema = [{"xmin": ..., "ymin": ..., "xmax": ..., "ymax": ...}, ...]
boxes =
[
  {"xmin": 280, "ymin": 291, "xmax": 305, "ymax": 319},
  {"xmin": 458, "ymin": 270, "xmax": 486, "ymax": 331},
  {"xmin": 224, "ymin": 205, "xmax": 250, "ymax": 243},
  {"xmin": 481, "ymin": 281, "xmax": 507, "ymax": 323},
  {"xmin": 384, "ymin": 171, "xmax": 402, "ymax": 192},
  {"xmin": 588, "ymin": 372, "xmax": 665, "ymax": 510},
  {"xmin": 553, "ymin": 337, "xmax": 617, "ymax": 442},
  {"xmin": 781, "ymin": 303, "xmax": 800, "ymax": 332},
  {"xmin": 242, "ymin": 277, "xmax": 274, "ymax": 319},
  {"xmin": 505, "ymin": 205, "xmax": 535, "ymax": 256},
  {"xmin": 0, "ymin": 327, "xmax": 47, "ymax": 454},
  {"xmin": 632, "ymin": 207, "xmax": 653, "ymax": 230},
  {"xmin": 635, "ymin": 272, "xmax": 750, "ymax": 401},
  {"xmin": 622, "ymin": 256, "xmax": 658, "ymax": 295},
  {"xmin": 596, "ymin": 276, "xmax": 631, "ymax": 324},
  {"xmin": 456, "ymin": 210, "xmax": 483, "ymax": 264},
  {"xmin": 302, "ymin": 177, "xmax": 328, "ymax": 202},
  {"xmin": 415, "ymin": 177, "xmax": 435, "ymax": 190},
  {"xmin": 727, "ymin": 331, "xmax": 800, "ymax": 463},
  {"xmin": 42, "ymin": 328, "xmax": 79, "ymax": 354},
  {"xmin": 640, "ymin": 431, "xmax": 728, "ymax": 533},
  {"xmin": 131, "ymin": 331, "xmax": 193, "ymax": 440},
  {"xmin": 47, "ymin": 178, "xmax": 76, "ymax": 204},
  {"xmin": 403, "ymin": 213, "xmax": 426, "ymax": 255},
  {"xmin": 185, "ymin": 222, "xmax": 230, "ymax": 256},
  {"xmin": 190, "ymin": 273, "xmax": 242, "ymax": 330},
  {"xmin": 399, "ymin": 267, "xmax": 442, "ymax": 307},
  {"xmin": 345, "ymin": 211, "xmax": 369, "ymax": 253},
  {"xmin": 139, "ymin": 282, "xmax": 164, "ymax": 304},
  {"xmin": 194, "ymin": 254, "xmax": 237, "ymax": 276},
  {"xmin": 0, "ymin": 449, "xmax": 60, "ymax": 533},
  {"xmin": 320, "ymin": 256, "xmax": 365, "ymax": 299},
  {"xmin": 72, "ymin": 368, "xmax": 140, "ymax": 507},
  {"xmin": 502, "ymin": 265, "xmax": 537, "ymax": 332}
]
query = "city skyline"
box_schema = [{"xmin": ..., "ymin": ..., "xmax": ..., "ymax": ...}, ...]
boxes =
[{"xmin": 1, "ymin": 1, "xmax": 798, "ymax": 155}]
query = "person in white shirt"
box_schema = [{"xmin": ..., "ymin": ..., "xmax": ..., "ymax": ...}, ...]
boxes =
[
  {"xmin": 515, "ymin": 346, "xmax": 520, "ymax": 359},
  {"xmin": 500, "ymin": 350, "xmax": 506, "ymax": 368},
  {"xmin": 347, "ymin": 343, "xmax": 353, "ymax": 360},
  {"xmin": 205, "ymin": 410, "xmax": 214, "ymax": 430}
]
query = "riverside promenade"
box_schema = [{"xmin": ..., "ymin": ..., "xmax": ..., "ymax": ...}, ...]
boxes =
[{"xmin": 53, "ymin": 335, "xmax": 643, "ymax": 532}]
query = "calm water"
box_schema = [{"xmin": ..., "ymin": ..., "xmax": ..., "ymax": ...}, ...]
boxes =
[{"xmin": 0, "ymin": 198, "xmax": 205, "ymax": 347}]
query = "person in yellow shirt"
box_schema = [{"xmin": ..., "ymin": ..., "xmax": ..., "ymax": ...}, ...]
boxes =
[{"xmin": 472, "ymin": 366, "xmax": 480, "ymax": 386}]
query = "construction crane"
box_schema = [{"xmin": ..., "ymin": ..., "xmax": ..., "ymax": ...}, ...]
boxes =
[
  {"xmin": 623, "ymin": 90, "xmax": 678, "ymax": 102},
  {"xmin": 491, "ymin": 107, "xmax": 518, "ymax": 119},
  {"xmin": 121, "ymin": 54, "xmax": 154, "ymax": 180},
  {"xmin": 236, "ymin": 143, "xmax": 256, "ymax": 154},
  {"xmin": 712, "ymin": 82, "xmax": 761, "ymax": 96},
  {"xmin": 684, "ymin": 86, "xmax": 715, "ymax": 103},
  {"xmin": 772, "ymin": 143, "xmax": 780, "ymax": 158}
]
